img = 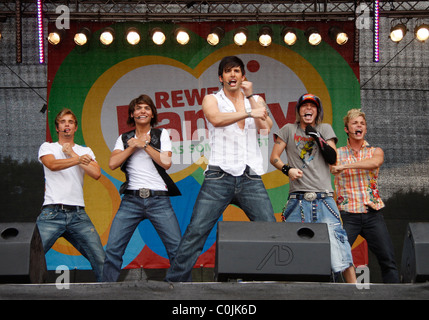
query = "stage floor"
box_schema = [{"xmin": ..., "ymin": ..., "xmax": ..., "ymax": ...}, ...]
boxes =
[{"xmin": 1, "ymin": 280, "xmax": 428, "ymax": 300}]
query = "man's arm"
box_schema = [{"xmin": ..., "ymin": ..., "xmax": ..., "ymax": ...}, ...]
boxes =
[
  {"xmin": 270, "ymin": 136, "xmax": 303, "ymax": 181},
  {"xmin": 202, "ymin": 94, "xmax": 270, "ymax": 133},
  {"xmin": 331, "ymin": 147, "xmax": 384, "ymax": 174},
  {"xmin": 248, "ymin": 96, "xmax": 273, "ymax": 134},
  {"xmin": 41, "ymin": 153, "xmax": 101, "ymax": 180}
]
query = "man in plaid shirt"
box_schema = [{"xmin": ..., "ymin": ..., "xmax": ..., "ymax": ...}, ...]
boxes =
[{"xmin": 331, "ymin": 109, "xmax": 399, "ymax": 283}]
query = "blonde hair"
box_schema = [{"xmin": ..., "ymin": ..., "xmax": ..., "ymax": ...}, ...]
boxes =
[{"xmin": 343, "ymin": 108, "xmax": 366, "ymax": 128}]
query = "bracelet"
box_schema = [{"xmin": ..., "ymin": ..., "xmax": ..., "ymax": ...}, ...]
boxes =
[
  {"xmin": 143, "ymin": 140, "xmax": 149, "ymax": 149},
  {"xmin": 246, "ymin": 110, "xmax": 252, "ymax": 118},
  {"xmin": 246, "ymin": 94, "xmax": 254, "ymax": 99},
  {"xmin": 281, "ymin": 165, "xmax": 291, "ymax": 176}
]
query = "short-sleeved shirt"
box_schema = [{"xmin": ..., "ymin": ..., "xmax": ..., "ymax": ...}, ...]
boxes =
[
  {"xmin": 334, "ymin": 140, "xmax": 385, "ymax": 213},
  {"xmin": 114, "ymin": 128, "xmax": 171, "ymax": 191},
  {"xmin": 275, "ymin": 123, "xmax": 337, "ymax": 193},
  {"xmin": 38, "ymin": 142, "xmax": 96, "ymax": 207}
]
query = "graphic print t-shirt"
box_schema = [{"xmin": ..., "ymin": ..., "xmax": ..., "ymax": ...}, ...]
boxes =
[{"xmin": 275, "ymin": 123, "xmax": 337, "ymax": 193}]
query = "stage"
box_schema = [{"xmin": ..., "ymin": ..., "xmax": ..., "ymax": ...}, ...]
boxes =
[{"xmin": 1, "ymin": 277, "xmax": 428, "ymax": 300}]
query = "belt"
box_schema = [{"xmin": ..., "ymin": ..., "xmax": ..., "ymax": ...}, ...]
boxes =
[
  {"xmin": 289, "ymin": 192, "xmax": 333, "ymax": 201},
  {"xmin": 43, "ymin": 204, "xmax": 84, "ymax": 211},
  {"xmin": 124, "ymin": 188, "xmax": 169, "ymax": 199}
]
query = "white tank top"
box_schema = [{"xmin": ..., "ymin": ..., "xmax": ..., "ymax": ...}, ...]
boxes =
[{"xmin": 206, "ymin": 89, "xmax": 266, "ymax": 176}]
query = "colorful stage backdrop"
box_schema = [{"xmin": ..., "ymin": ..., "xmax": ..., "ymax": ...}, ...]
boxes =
[{"xmin": 46, "ymin": 21, "xmax": 366, "ymax": 272}]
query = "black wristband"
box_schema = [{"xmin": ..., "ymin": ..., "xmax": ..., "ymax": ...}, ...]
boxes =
[
  {"xmin": 281, "ymin": 165, "xmax": 291, "ymax": 176},
  {"xmin": 246, "ymin": 94, "xmax": 254, "ymax": 99}
]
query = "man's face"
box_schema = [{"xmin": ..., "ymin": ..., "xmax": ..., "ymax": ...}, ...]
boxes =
[
  {"xmin": 346, "ymin": 115, "xmax": 367, "ymax": 139},
  {"xmin": 56, "ymin": 114, "xmax": 77, "ymax": 137},
  {"xmin": 219, "ymin": 65, "xmax": 245, "ymax": 91},
  {"xmin": 299, "ymin": 102, "xmax": 318, "ymax": 126}
]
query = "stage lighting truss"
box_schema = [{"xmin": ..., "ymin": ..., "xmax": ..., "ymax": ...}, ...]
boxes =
[
  {"xmin": 48, "ymin": 28, "xmax": 65, "ymax": 45},
  {"xmin": 389, "ymin": 23, "xmax": 407, "ymax": 43},
  {"xmin": 126, "ymin": 27, "xmax": 140, "ymax": 45},
  {"xmin": 74, "ymin": 27, "xmax": 91, "ymax": 46},
  {"xmin": 281, "ymin": 27, "xmax": 297, "ymax": 46},
  {"xmin": 151, "ymin": 27, "xmax": 166, "ymax": 45},
  {"xmin": 174, "ymin": 28, "xmax": 190, "ymax": 45},
  {"xmin": 234, "ymin": 27, "xmax": 248, "ymax": 46},
  {"xmin": 305, "ymin": 27, "xmax": 322, "ymax": 46},
  {"xmin": 100, "ymin": 27, "xmax": 115, "ymax": 46},
  {"xmin": 207, "ymin": 27, "xmax": 224, "ymax": 46},
  {"xmin": 258, "ymin": 26, "xmax": 273, "ymax": 47},
  {"xmin": 415, "ymin": 24, "xmax": 429, "ymax": 42},
  {"xmin": 329, "ymin": 26, "xmax": 348, "ymax": 45}
]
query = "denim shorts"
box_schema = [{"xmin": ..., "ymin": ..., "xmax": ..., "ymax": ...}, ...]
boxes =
[{"xmin": 282, "ymin": 194, "xmax": 354, "ymax": 273}]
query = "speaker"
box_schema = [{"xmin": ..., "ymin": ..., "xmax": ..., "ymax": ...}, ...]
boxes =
[
  {"xmin": 215, "ymin": 221, "xmax": 331, "ymax": 282},
  {"xmin": 401, "ymin": 222, "xmax": 429, "ymax": 283},
  {"xmin": 0, "ymin": 223, "xmax": 47, "ymax": 283}
]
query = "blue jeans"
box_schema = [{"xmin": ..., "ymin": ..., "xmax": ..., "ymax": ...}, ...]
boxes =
[
  {"xmin": 341, "ymin": 210, "xmax": 399, "ymax": 283},
  {"xmin": 165, "ymin": 166, "xmax": 276, "ymax": 282},
  {"xmin": 282, "ymin": 193, "xmax": 354, "ymax": 274},
  {"xmin": 103, "ymin": 194, "xmax": 181, "ymax": 282},
  {"xmin": 36, "ymin": 205, "xmax": 105, "ymax": 282}
]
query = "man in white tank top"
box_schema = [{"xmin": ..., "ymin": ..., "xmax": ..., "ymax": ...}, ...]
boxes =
[{"xmin": 165, "ymin": 56, "xmax": 276, "ymax": 282}]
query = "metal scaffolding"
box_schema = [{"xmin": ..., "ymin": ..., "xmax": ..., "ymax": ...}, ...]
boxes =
[{"xmin": 1, "ymin": 1, "xmax": 429, "ymax": 22}]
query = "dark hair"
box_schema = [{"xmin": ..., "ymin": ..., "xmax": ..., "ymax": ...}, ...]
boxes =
[
  {"xmin": 127, "ymin": 94, "xmax": 158, "ymax": 127},
  {"xmin": 218, "ymin": 56, "xmax": 245, "ymax": 77}
]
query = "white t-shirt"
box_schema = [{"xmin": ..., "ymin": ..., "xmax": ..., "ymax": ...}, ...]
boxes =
[
  {"xmin": 206, "ymin": 89, "xmax": 265, "ymax": 176},
  {"xmin": 114, "ymin": 129, "xmax": 172, "ymax": 191},
  {"xmin": 38, "ymin": 142, "xmax": 96, "ymax": 207}
]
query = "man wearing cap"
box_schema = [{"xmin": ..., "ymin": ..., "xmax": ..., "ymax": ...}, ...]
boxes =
[{"xmin": 270, "ymin": 93, "xmax": 356, "ymax": 283}]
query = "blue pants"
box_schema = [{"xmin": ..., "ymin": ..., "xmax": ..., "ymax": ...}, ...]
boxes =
[
  {"xmin": 36, "ymin": 205, "xmax": 105, "ymax": 282},
  {"xmin": 165, "ymin": 166, "xmax": 276, "ymax": 282},
  {"xmin": 282, "ymin": 194, "xmax": 354, "ymax": 274},
  {"xmin": 103, "ymin": 194, "xmax": 181, "ymax": 282}
]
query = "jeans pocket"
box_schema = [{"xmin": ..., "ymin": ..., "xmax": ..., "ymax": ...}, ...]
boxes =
[
  {"xmin": 37, "ymin": 208, "xmax": 59, "ymax": 221},
  {"xmin": 204, "ymin": 169, "xmax": 225, "ymax": 180},
  {"xmin": 333, "ymin": 225, "xmax": 348, "ymax": 244},
  {"xmin": 244, "ymin": 172, "xmax": 262, "ymax": 181},
  {"xmin": 281, "ymin": 199, "xmax": 299, "ymax": 221}
]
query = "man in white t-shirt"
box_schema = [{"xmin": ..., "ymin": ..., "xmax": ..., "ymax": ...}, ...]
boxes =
[
  {"xmin": 102, "ymin": 94, "xmax": 182, "ymax": 282},
  {"xmin": 165, "ymin": 56, "xmax": 276, "ymax": 282},
  {"xmin": 37, "ymin": 108, "xmax": 105, "ymax": 282}
]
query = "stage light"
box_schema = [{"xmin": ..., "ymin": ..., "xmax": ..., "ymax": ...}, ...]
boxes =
[
  {"xmin": 415, "ymin": 24, "xmax": 429, "ymax": 42},
  {"xmin": 100, "ymin": 27, "xmax": 115, "ymax": 46},
  {"xmin": 151, "ymin": 28, "xmax": 166, "ymax": 45},
  {"xmin": 74, "ymin": 27, "xmax": 91, "ymax": 46},
  {"xmin": 281, "ymin": 27, "xmax": 297, "ymax": 46},
  {"xmin": 305, "ymin": 27, "xmax": 322, "ymax": 46},
  {"xmin": 126, "ymin": 27, "xmax": 140, "ymax": 45},
  {"xmin": 48, "ymin": 28, "xmax": 65, "ymax": 45},
  {"xmin": 258, "ymin": 26, "xmax": 273, "ymax": 47},
  {"xmin": 389, "ymin": 24, "xmax": 407, "ymax": 43},
  {"xmin": 207, "ymin": 27, "xmax": 224, "ymax": 46},
  {"xmin": 329, "ymin": 26, "xmax": 348, "ymax": 45},
  {"xmin": 174, "ymin": 28, "xmax": 190, "ymax": 45},
  {"xmin": 233, "ymin": 27, "xmax": 248, "ymax": 46}
]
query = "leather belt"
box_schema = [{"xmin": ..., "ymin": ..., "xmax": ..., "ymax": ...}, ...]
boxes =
[
  {"xmin": 124, "ymin": 188, "xmax": 169, "ymax": 199},
  {"xmin": 289, "ymin": 192, "xmax": 333, "ymax": 201},
  {"xmin": 42, "ymin": 204, "xmax": 84, "ymax": 211}
]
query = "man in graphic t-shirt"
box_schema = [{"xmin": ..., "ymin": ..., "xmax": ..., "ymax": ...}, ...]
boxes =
[{"xmin": 270, "ymin": 93, "xmax": 356, "ymax": 283}]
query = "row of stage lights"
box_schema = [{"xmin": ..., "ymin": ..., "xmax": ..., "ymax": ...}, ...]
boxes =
[
  {"xmin": 389, "ymin": 23, "xmax": 429, "ymax": 43},
  {"xmin": 48, "ymin": 25, "xmax": 352, "ymax": 48}
]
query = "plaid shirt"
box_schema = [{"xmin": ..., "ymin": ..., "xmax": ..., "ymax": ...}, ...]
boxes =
[{"xmin": 334, "ymin": 140, "xmax": 385, "ymax": 213}]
